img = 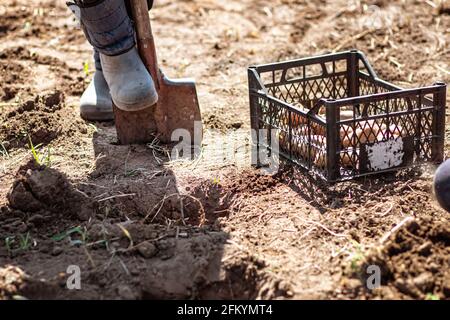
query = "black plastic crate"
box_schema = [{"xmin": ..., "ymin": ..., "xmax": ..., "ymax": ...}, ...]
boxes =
[{"xmin": 248, "ymin": 50, "xmax": 447, "ymax": 182}]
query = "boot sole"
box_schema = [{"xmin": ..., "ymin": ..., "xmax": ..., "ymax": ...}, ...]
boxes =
[
  {"xmin": 80, "ymin": 110, "xmax": 114, "ymax": 122},
  {"xmin": 112, "ymin": 93, "xmax": 158, "ymax": 112}
]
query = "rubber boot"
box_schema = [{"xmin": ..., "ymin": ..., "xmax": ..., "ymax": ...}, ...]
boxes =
[
  {"xmin": 100, "ymin": 47, "xmax": 158, "ymax": 111},
  {"xmin": 69, "ymin": 0, "xmax": 158, "ymax": 111},
  {"xmin": 79, "ymin": 50, "xmax": 114, "ymax": 121}
]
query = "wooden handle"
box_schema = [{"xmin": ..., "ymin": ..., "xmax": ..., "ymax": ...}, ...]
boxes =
[{"xmin": 130, "ymin": 0, "xmax": 160, "ymax": 89}]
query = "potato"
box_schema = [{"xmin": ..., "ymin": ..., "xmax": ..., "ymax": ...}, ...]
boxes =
[
  {"xmin": 317, "ymin": 108, "xmax": 354, "ymax": 120},
  {"xmin": 318, "ymin": 107, "xmax": 326, "ymax": 116},
  {"xmin": 279, "ymin": 125, "xmax": 308, "ymax": 146},
  {"xmin": 310, "ymin": 121, "xmax": 356, "ymax": 147},
  {"xmin": 278, "ymin": 131, "xmax": 289, "ymax": 150},
  {"xmin": 292, "ymin": 124, "xmax": 309, "ymax": 136},
  {"xmin": 338, "ymin": 124, "xmax": 403, "ymax": 150},
  {"xmin": 314, "ymin": 153, "xmax": 327, "ymax": 168},
  {"xmin": 282, "ymin": 112, "xmax": 307, "ymax": 126},
  {"xmin": 354, "ymin": 120, "xmax": 386, "ymax": 144},
  {"xmin": 294, "ymin": 135, "xmax": 326, "ymax": 159},
  {"xmin": 339, "ymin": 121, "xmax": 405, "ymax": 146},
  {"xmin": 309, "ymin": 123, "xmax": 355, "ymax": 146},
  {"xmin": 314, "ymin": 149, "xmax": 359, "ymax": 169},
  {"xmin": 312, "ymin": 122, "xmax": 326, "ymax": 136},
  {"xmin": 376, "ymin": 128, "xmax": 403, "ymax": 142},
  {"xmin": 340, "ymin": 125, "xmax": 354, "ymax": 148},
  {"xmin": 303, "ymin": 135, "xmax": 326, "ymax": 162},
  {"xmin": 279, "ymin": 119, "xmax": 404, "ymax": 170},
  {"xmin": 370, "ymin": 120, "xmax": 387, "ymax": 132},
  {"xmin": 341, "ymin": 150, "xmax": 359, "ymax": 168},
  {"xmin": 292, "ymin": 141, "xmax": 309, "ymax": 159},
  {"xmin": 279, "ymin": 128, "xmax": 317, "ymax": 157},
  {"xmin": 388, "ymin": 124, "xmax": 403, "ymax": 137},
  {"xmin": 355, "ymin": 127, "xmax": 376, "ymax": 144},
  {"xmin": 311, "ymin": 135, "xmax": 326, "ymax": 146}
]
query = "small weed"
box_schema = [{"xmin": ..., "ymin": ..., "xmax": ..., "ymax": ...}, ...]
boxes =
[
  {"xmin": 348, "ymin": 240, "xmax": 365, "ymax": 273},
  {"xmin": 88, "ymin": 123, "xmax": 98, "ymax": 133},
  {"xmin": 5, "ymin": 237, "xmax": 14, "ymax": 253},
  {"xmin": 124, "ymin": 169, "xmax": 142, "ymax": 177},
  {"xmin": 46, "ymin": 146, "xmax": 52, "ymax": 166},
  {"xmin": 23, "ymin": 21, "xmax": 32, "ymax": 31},
  {"xmin": 425, "ymin": 293, "xmax": 440, "ymax": 301},
  {"xmin": 4, "ymin": 233, "xmax": 33, "ymax": 255},
  {"xmin": 212, "ymin": 177, "xmax": 221, "ymax": 186},
  {"xmin": 28, "ymin": 135, "xmax": 52, "ymax": 167},
  {"xmin": 83, "ymin": 61, "xmax": 90, "ymax": 77},
  {"xmin": 28, "ymin": 135, "xmax": 42, "ymax": 164},
  {"xmin": 52, "ymin": 226, "xmax": 87, "ymax": 246}
]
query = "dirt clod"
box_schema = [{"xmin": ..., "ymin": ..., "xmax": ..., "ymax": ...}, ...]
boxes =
[
  {"xmin": 7, "ymin": 163, "xmax": 95, "ymax": 221},
  {"xmin": 340, "ymin": 217, "xmax": 450, "ymax": 300},
  {"xmin": 0, "ymin": 91, "xmax": 85, "ymax": 150}
]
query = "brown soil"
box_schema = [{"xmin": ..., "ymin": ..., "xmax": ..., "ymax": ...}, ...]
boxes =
[
  {"xmin": 0, "ymin": 91, "xmax": 86, "ymax": 150},
  {"xmin": 0, "ymin": 0, "xmax": 449, "ymax": 300},
  {"xmin": 0, "ymin": 61, "xmax": 30, "ymax": 102},
  {"xmin": 337, "ymin": 216, "xmax": 450, "ymax": 300},
  {"xmin": 0, "ymin": 161, "xmax": 284, "ymax": 300}
]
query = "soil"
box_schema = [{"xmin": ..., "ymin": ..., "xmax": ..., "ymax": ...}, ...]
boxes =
[
  {"xmin": 337, "ymin": 216, "xmax": 450, "ymax": 300},
  {"xmin": 0, "ymin": 91, "xmax": 86, "ymax": 150},
  {"xmin": 0, "ymin": 0, "xmax": 449, "ymax": 300}
]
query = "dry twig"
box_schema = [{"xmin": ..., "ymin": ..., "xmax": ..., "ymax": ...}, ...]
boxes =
[
  {"xmin": 296, "ymin": 217, "xmax": 347, "ymax": 238},
  {"xmin": 98, "ymin": 193, "xmax": 136, "ymax": 202},
  {"xmin": 380, "ymin": 217, "xmax": 415, "ymax": 244}
]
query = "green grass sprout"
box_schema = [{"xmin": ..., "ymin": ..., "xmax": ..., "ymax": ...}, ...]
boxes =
[
  {"xmin": 425, "ymin": 293, "xmax": 440, "ymax": 301},
  {"xmin": 83, "ymin": 61, "xmax": 90, "ymax": 77},
  {"xmin": 4, "ymin": 233, "xmax": 33, "ymax": 255},
  {"xmin": 28, "ymin": 135, "xmax": 52, "ymax": 167},
  {"xmin": 28, "ymin": 135, "xmax": 41, "ymax": 165},
  {"xmin": 52, "ymin": 226, "xmax": 87, "ymax": 246}
]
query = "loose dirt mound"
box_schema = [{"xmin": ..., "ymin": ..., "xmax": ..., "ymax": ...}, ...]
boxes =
[
  {"xmin": 0, "ymin": 210, "xmax": 283, "ymax": 300},
  {"xmin": 0, "ymin": 8, "xmax": 31, "ymax": 38},
  {"xmin": 0, "ymin": 46, "xmax": 68, "ymax": 67},
  {"xmin": 226, "ymin": 171, "xmax": 282, "ymax": 195},
  {"xmin": 338, "ymin": 217, "xmax": 450, "ymax": 300},
  {"xmin": 0, "ymin": 61, "xmax": 31, "ymax": 102},
  {"xmin": 0, "ymin": 160, "xmax": 287, "ymax": 300},
  {"xmin": 6, "ymin": 162, "xmax": 95, "ymax": 223},
  {"xmin": 0, "ymin": 226, "xmax": 283, "ymax": 300},
  {"xmin": 0, "ymin": 45, "xmax": 87, "ymax": 102},
  {"xmin": 0, "ymin": 91, "xmax": 85, "ymax": 150}
]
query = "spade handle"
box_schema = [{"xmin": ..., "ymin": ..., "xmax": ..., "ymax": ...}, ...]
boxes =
[{"xmin": 129, "ymin": 0, "xmax": 160, "ymax": 89}]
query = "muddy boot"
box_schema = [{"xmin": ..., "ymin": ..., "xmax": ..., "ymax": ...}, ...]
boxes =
[
  {"xmin": 69, "ymin": 0, "xmax": 158, "ymax": 111},
  {"xmin": 80, "ymin": 50, "xmax": 114, "ymax": 121}
]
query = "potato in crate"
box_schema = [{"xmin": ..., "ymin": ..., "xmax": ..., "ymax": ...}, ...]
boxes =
[{"xmin": 248, "ymin": 50, "xmax": 447, "ymax": 182}]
